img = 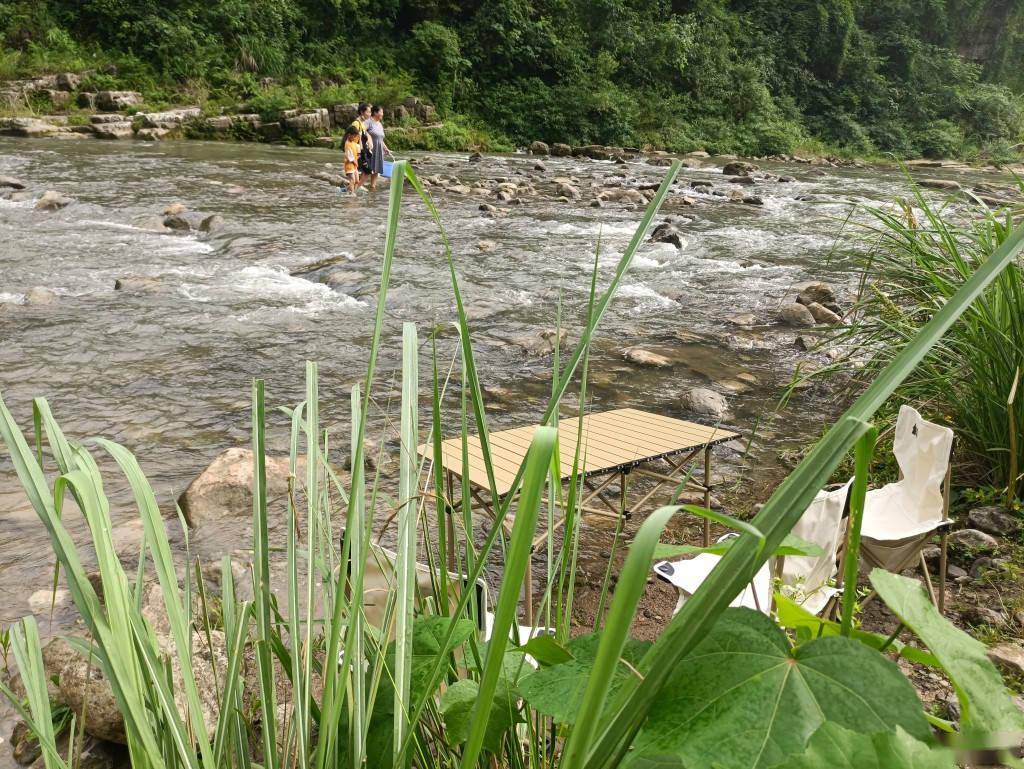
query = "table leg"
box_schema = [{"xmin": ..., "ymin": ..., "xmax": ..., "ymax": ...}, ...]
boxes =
[
  {"xmin": 703, "ymin": 445, "xmax": 712, "ymax": 547},
  {"xmin": 444, "ymin": 470, "xmax": 456, "ymax": 571}
]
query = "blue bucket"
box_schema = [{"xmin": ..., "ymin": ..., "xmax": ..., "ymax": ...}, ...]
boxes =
[{"xmin": 382, "ymin": 160, "xmax": 394, "ymax": 178}]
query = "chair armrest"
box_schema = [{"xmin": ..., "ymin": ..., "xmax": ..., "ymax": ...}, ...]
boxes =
[{"xmin": 935, "ymin": 519, "xmax": 955, "ymax": 533}]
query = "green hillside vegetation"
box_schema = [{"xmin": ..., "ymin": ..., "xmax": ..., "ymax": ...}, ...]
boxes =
[{"xmin": 2, "ymin": 0, "xmax": 1024, "ymax": 158}]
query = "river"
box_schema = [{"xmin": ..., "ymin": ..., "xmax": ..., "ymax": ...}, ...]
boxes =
[{"xmin": 0, "ymin": 137, "xmax": 1000, "ymax": 652}]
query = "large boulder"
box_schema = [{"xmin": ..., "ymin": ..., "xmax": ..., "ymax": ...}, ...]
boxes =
[
  {"xmin": 550, "ymin": 143, "xmax": 572, "ymax": 157},
  {"xmin": 35, "ymin": 190, "xmax": 73, "ymax": 211},
  {"xmin": 331, "ymin": 103, "xmax": 360, "ymax": 127},
  {"xmin": 722, "ymin": 161, "xmax": 758, "ymax": 176},
  {"xmin": 55, "ymin": 72, "xmax": 80, "ymax": 91},
  {"xmin": 650, "ymin": 221, "xmax": 685, "ymax": 249},
  {"xmin": 199, "ymin": 214, "xmax": 225, "ymax": 233},
  {"xmin": 574, "ymin": 145, "xmax": 616, "ymax": 161},
  {"xmin": 284, "ymin": 108, "xmax": 330, "ymax": 134},
  {"xmin": 967, "ymin": 506, "xmax": 1021, "ymax": 538},
  {"xmin": 95, "ymin": 90, "xmax": 143, "ymax": 111},
  {"xmin": 140, "ymin": 107, "xmax": 200, "ymax": 128},
  {"xmin": 59, "ymin": 655, "xmax": 126, "ymax": 743},
  {"xmin": 777, "ymin": 302, "xmax": 815, "ymax": 327},
  {"xmin": 681, "ymin": 388, "xmax": 730, "ymax": 420},
  {"xmin": 178, "ymin": 447, "xmax": 298, "ymax": 527},
  {"xmin": 93, "ymin": 121, "xmax": 134, "ymax": 140},
  {"xmin": 529, "ymin": 140, "xmax": 549, "ymax": 155},
  {"xmin": 4, "ymin": 117, "xmax": 61, "ymax": 137}
]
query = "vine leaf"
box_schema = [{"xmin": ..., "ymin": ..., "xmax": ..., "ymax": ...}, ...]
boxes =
[
  {"xmin": 775, "ymin": 722, "xmax": 955, "ymax": 769},
  {"xmin": 518, "ymin": 633, "xmax": 650, "ymax": 723},
  {"xmin": 628, "ymin": 608, "xmax": 930, "ymax": 769}
]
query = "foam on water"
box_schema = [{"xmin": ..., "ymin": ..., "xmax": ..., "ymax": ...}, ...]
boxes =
[{"xmin": 0, "ymin": 292, "xmax": 25, "ymax": 304}]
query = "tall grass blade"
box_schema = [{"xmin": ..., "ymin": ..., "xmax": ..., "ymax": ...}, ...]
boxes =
[
  {"xmin": 459, "ymin": 426, "xmax": 558, "ymax": 769},
  {"xmin": 394, "ymin": 322, "xmax": 419, "ymax": 765},
  {"xmin": 841, "ymin": 427, "xmax": 878, "ymax": 635}
]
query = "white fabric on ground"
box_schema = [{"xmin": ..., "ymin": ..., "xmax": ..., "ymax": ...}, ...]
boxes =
[{"xmin": 654, "ymin": 550, "xmax": 772, "ymax": 615}]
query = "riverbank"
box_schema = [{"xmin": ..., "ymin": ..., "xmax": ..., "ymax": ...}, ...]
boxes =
[{"xmin": 4, "ymin": 72, "xmax": 1024, "ymax": 168}]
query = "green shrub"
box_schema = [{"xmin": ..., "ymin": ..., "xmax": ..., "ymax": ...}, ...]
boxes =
[{"xmin": 915, "ymin": 119, "xmax": 964, "ymax": 158}]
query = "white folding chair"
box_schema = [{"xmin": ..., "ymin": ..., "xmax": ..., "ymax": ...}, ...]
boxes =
[
  {"xmin": 860, "ymin": 405, "xmax": 953, "ymax": 612},
  {"xmin": 777, "ymin": 479, "xmax": 853, "ymax": 617},
  {"xmin": 654, "ymin": 481, "xmax": 853, "ymax": 619},
  {"xmin": 654, "ymin": 534, "xmax": 773, "ymax": 615}
]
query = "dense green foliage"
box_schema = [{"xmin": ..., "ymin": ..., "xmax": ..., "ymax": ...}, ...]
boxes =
[{"xmin": 2, "ymin": 1, "xmax": 1024, "ymax": 156}]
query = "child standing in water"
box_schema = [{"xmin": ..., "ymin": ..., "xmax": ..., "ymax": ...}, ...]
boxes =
[{"xmin": 343, "ymin": 125, "xmax": 362, "ymax": 194}]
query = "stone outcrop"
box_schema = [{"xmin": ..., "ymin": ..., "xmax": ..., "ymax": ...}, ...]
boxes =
[{"xmin": 95, "ymin": 91, "xmax": 143, "ymax": 111}]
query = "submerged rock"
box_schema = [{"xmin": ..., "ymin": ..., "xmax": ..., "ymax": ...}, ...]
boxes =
[
  {"xmin": 624, "ymin": 348, "xmax": 671, "ymax": 367},
  {"xmin": 0, "ymin": 175, "xmax": 26, "ymax": 189},
  {"xmin": 35, "ymin": 190, "xmax": 73, "ymax": 210},
  {"xmin": 25, "ymin": 286, "xmax": 58, "ymax": 304},
  {"xmin": 777, "ymin": 302, "xmax": 815, "ymax": 327},
  {"xmin": 681, "ymin": 388, "xmax": 730, "ymax": 420},
  {"xmin": 163, "ymin": 214, "xmax": 191, "ymax": 231},
  {"xmin": 199, "ymin": 214, "xmax": 225, "ymax": 233}
]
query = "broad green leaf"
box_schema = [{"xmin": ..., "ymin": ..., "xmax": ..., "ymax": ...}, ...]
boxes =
[
  {"xmin": 870, "ymin": 569, "xmax": 1024, "ymax": 738},
  {"xmin": 521, "ymin": 635, "xmax": 573, "ymax": 666},
  {"xmin": 653, "ymin": 534, "xmax": 825, "ymax": 561},
  {"xmin": 628, "ymin": 608, "xmax": 930, "ymax": 769},
  {"xmin": 777, "ymin": 723, "xmax": 955, "ymax": 769},
  {"xmin": 519, "ymin": 634, "xmax": 650, "ymax": 724},
  {"xmin": 774, "ymin": 594, "xmax": 940, "ymax": 667},
  {"xmin": 440, "ymin": 678, "xmax": 521, "ymax": 752}
]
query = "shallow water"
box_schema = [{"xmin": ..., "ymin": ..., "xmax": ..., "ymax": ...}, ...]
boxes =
[{"xmin": 0, "ymin": 137, "xmax": 1006, "ymax": 647}]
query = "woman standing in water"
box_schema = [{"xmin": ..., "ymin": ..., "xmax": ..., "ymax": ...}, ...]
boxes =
[{"xmin": 364, "ymin": 105, "xmax": 393, "ymax": 191}]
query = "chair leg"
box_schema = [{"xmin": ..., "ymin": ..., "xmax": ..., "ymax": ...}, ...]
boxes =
[
  {"xmin": 919, "ymin": 551, "xmax": 937, "ymax": 607},
  {"xmin": 938, "ymin": 530, "xmax": 948, "ymax": 615}
]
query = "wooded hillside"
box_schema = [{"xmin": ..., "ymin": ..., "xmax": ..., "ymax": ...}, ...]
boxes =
[{"xmin": 2, "ymin": 0, "xmax": 1023, "ymax": 157}]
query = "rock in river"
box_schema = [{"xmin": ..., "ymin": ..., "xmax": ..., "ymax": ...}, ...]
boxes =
[
  {"xmin": 529, "ymin": 140, "xmax": 549, "ymax": 155},
  {"xmin": 178, "ymin": 446, "xmax": 297, "ymax": 527},
  {"xmin": 199, "ymin": 214, "xmax": 225, "ymax": 233},
  {"xmin": 0, "ymin": 175, "xmax": 26, "ymax": 189},
  {"xmin": 796, "ymin": 282, "xmax": 837, "ymax": 308},
  {"xmin": 35, "ymin": 190, "xmax": 73, "ymax": 210},
  {"xmin": 681, "ymin": 388, "xmax": 730, "ymax": 420},
  {"xmin": 804, "ymin": 301, "xmax": 842, "ymax": 325},
  {"xmin": 624, "ymin": 348, "xmax": 671, "ymax": 367},
  {"xmin": 777, "ymin": 302, "xmax": 815, "ymax": 327},
  {"xmin": 722, "ymin": 161, "xmax": 758, "ymax": 176},
  {"xmin": 650, "ymin": 221, "xmax": 685, "ymax": 248},
  {"xmin": 25, "ymin": 286, "xmax": 58, "ymax": 305}
]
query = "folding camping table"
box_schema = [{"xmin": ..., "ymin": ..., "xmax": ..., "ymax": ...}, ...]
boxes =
[{"xmin": 418, "ymin": 407, "xmax": 740, "ymax": 622}]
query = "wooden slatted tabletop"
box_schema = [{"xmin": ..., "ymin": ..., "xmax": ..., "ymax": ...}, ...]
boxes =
[{"xmin": 418, "ymin": 408, "xmax": 739, "ymax": 497}]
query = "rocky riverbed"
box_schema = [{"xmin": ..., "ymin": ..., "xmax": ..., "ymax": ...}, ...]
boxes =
[{"xmin": 2, "ymin": 135, "xmax": 1024, "ymax": 767}]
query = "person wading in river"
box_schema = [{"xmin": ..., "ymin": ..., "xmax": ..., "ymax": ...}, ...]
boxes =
[
  {"xmin": 350, "ymin": 102, "xmax": 374, "ymax": 187},
  {"xmin": 364, "ymin": 105, "xmax": 394, "ymax": 191}
]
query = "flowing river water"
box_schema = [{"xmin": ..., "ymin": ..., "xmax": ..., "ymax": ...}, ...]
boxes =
[{"xmin": 0, "ymin": 137, "xmax": 1005, "ymax": 677}]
